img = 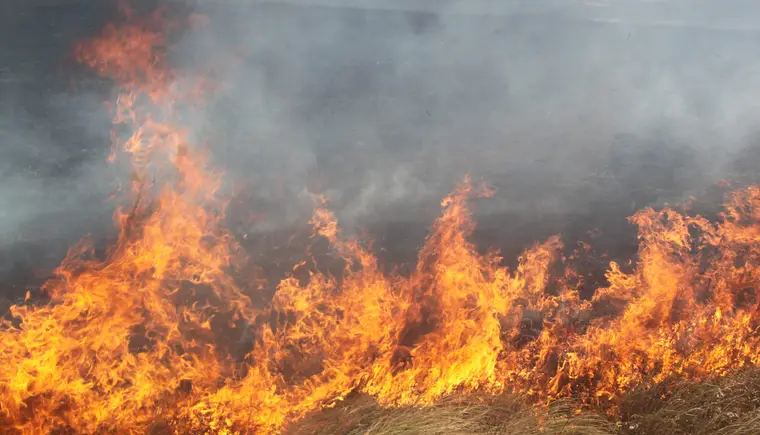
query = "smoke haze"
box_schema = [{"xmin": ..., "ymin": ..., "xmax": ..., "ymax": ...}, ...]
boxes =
[
  {"xmin": 3, "ymin": 0, "xmax": 760, "ymax": 291},
  {"xmin": 177, "ymin": 0, "xmax": 760, "ymax": 228}
]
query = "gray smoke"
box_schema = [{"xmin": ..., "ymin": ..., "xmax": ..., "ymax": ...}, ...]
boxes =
[
  {"xmin": 3, "ymin": 0, "xmax": 760, "ymax": 291},
  {"xmin": 0, "ymin": 1, "xmax": 128, "ymax": 288},
  {"xmin": 173, "ymin": 0, "xmax": 760, "ymax": 234}
]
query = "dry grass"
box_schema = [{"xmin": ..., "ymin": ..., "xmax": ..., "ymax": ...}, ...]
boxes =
[
  {"xmin": 620, "ymin": 369, "xmax": 760, "ymax": 435},
  {"xmin": 285, "ymin": 393, "xmax": 614, "ymax": 435},
  {"xmin": 286, "ymin": 369, "xmax": 760, "ymax": 435}
]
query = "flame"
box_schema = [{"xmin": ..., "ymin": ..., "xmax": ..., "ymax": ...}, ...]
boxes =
[{"xmin": 2, "ymin": 8, "xmax": 760, "ymax": 435}]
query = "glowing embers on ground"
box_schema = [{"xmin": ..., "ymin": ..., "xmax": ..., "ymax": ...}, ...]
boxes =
[{"xmin": 2, "ymin": 7, "xmax": 760, "ymax": 435}]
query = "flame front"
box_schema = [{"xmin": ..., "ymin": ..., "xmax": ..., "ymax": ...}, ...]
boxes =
[{"xmin": 2, "ymin": 8, "xmax": 760, "ymax": 435}]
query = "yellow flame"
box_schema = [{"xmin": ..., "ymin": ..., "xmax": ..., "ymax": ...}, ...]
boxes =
[{"xmin": 1, "ymin": 8, "xmax": 760, "ymax": 435}]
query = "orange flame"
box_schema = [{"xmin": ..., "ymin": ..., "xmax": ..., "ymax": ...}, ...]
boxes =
[{"xmin": 2, "ymin": 8, "xmax": 760, "ymax": 435}]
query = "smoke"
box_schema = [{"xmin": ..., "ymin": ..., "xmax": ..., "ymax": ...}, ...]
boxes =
[
  {"xmin": 169, "ymin": 0, "xmax": 760, "ymax": 234},
  {"xmin": 3, "ymin": 0, "xmax": 760, "ymax": 289},
  {"xmin": 0, "ymin": 1, "xmax": 131, "ymax": 289}
]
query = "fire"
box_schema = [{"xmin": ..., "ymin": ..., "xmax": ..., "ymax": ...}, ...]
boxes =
[{"xmin": 2, "ymin": 7, "xmax": 760, "ymax": 435}]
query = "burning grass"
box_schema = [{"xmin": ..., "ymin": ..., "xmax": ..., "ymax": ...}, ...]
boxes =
[{"xmin": 2, "ymin": 5, "xmax": 760, "ymax": 435}]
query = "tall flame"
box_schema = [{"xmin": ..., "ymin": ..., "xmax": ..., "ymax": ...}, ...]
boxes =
[{"xmin": 2, "ymin": 8, "xmax": 760, "ymax": 435}]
